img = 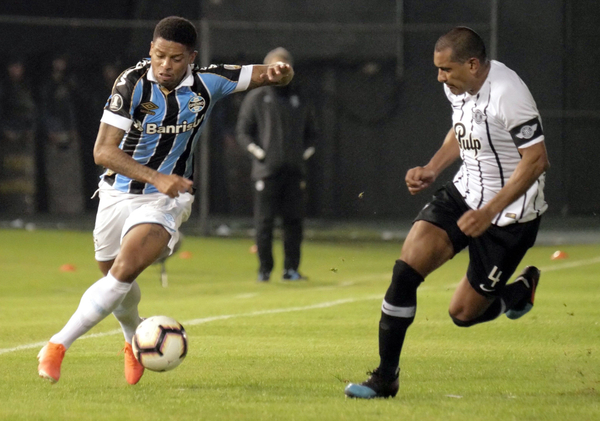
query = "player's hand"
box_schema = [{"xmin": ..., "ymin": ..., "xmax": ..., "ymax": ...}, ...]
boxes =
[
  {"xmin": 151, "ymin": 173, "xmax": 194, "ymax": 198},
  {"xmin": 260, "ymin": 62, "xmax": 294, "ymax": 85},
  {"xmin": 405, "ymin": 166, "xmax": 436, "ymax": 195},
  {"xmin": 457, "ymin": 208, "xmax": 494, "ymax": 237}
]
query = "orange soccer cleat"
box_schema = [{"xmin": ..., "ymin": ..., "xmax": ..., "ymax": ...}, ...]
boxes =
[
  {"xmin": 123, "ymin": 342, "xmax": 145, "ymax": 385},
  {"xmin": 37, "ymin": 342, "xmax": 66, "ymax": 383}
]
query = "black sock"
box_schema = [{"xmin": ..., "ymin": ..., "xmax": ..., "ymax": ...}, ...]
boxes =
[
  {"xmin": 500, "ymin": 281, "xmax": 529, "ymax": 310},
  {"xmin": 378, "ymin": 312, "xmax": 412, "ymax": 377},
  {"xmin": 377, "ymin": 260, "xmax": 423, "ymax": 378}
]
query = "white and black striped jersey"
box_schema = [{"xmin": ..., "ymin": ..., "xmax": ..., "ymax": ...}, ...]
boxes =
[
  {"xmin": 446, "ymin": 60, "xmax": 547, "ymax": 226},
  {"xmin": 100, "ymin": 59, "xmax": 252, "ymax": 194}
]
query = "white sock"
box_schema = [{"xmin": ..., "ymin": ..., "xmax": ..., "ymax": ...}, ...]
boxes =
[
  {"xmin": 50, "ymin": 272, "xmax": 132, "ymax": 349},
  {"xmin": 112, "ymin": 280, "xmax": 142, "ymax": 344}
]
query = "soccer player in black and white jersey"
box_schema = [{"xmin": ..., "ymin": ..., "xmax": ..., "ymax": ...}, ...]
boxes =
[
  {"xmin": 345, "ymin": 27, "xmax": 550, "ymax": 399},
  {"xmin": 37, "ymin": 16, "xmax": 294, "ymax": 385}
]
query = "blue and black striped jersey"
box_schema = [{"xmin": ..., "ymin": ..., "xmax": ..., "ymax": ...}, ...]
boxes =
[{"xmin": 100, "ymin": 59, "xmax": 252, "ymax": 194}]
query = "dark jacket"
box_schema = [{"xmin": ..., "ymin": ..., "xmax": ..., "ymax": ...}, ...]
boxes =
[{"xmin": 236, "ymin": 85, "xmax": 317, "ymax": 180}]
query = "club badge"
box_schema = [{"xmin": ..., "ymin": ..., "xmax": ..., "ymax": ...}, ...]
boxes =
[
  {"xmin": 188, "ymin": 95, "xmax": 206, "ymax": 113},
  {"xmin": 472, "ymin": 108, "xmax": 486, "ymax": 124}
]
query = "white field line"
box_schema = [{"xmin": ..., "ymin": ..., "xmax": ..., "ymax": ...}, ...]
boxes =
[
  {"xmin": 2, "ymin": 256, "xmax": 599, "ymax": 356},
  {"xmin": 0, "ymin": 295, "xmax": 380, "ymax": 356},
  {"xmin": 538, "ymin": 255, "xmax": 600, "ymax": 272}
]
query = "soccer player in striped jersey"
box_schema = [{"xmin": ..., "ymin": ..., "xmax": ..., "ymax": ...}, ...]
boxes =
[
  {"xmin": 345, "ymin": 27, "xmax": 550, "ymax": 399},
  {"xmin": 37, "ymin": 16, "xmax": 293, "ymax": 385}
]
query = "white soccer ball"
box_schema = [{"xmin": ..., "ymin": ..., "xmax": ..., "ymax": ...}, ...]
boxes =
[{"xmin": 132, "ymin": 315, "xmax": 188, "ymax": 372}]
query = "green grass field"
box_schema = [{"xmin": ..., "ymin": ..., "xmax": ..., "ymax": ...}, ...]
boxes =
[{"xmin": 1, "ymin": 228, "xmax": 599, "ymax": 420}]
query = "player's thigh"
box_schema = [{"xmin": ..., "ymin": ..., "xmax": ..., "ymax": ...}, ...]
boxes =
[
  {"xmin": 112, "ymin": 223, "xmax": 171, "ymax": 282},
  {"xmin": 402, "ymin": 184, "xmax": 471, "ymax": 277},
  {"xmin": 120, "ymin": 223, "xmax": 171, "ymax": 261},
  {"xmin": 400, "ymin": 221, "xmax": 455, "ymax": 277}
]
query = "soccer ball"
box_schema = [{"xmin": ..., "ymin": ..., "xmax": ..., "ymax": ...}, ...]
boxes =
[{"xmin": 132, "ymin": 316, "xmax": 188, "ymax": 372}]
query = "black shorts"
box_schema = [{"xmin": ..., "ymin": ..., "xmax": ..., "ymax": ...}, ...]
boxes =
[{"xmin": 414, "ymin": 182, "xmax": 541, "ymax": 297}]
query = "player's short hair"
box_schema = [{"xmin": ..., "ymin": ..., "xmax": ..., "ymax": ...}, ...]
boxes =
[
  {"xmin": 435, "ymin": 27, "xmax": 487, "ymax": 64},
  {"xmin": 153, "ymin": 16, "xmax": 197, "ymax": 50},
  {"xmin": 264, "ymin": 47, "xmax": 294, "ymax": 66}
]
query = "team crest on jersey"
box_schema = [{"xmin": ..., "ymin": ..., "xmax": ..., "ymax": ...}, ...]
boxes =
[
  {"xmin": 516, "ymin": 124, "xmax": 538, "ymax": 140},
  {"xmin": 188, "ymin": 95, "xmax": 206, "ymax": 113},
  {"xmin": 140, "ymin": 102, "xmax": 158, "ymax": 115},
  {"xmin": 472, "ymin": 108, "xmax": 486, "ymax": 124},
  {"xmin": 109, "ymin": 94, "xmax": 123, "ymax": 112}
]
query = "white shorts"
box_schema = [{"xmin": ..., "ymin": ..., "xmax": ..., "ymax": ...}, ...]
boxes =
[{"xmin": 93, "ymin": 180, "xmax": 194, "ymax": 262}]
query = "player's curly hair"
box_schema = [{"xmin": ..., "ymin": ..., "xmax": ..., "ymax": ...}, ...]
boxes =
[
  {"xmin": 153, "ymin": 16, "xmax": 197, "ymax": 50},
  {"xmin": 435, "ymin": 27, "xmax": 487, "ymax": 64}
]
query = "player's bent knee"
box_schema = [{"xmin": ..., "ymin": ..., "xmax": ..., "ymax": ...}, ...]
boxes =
[
  {"xmin": 449, "ymin": 312, "xmax": 475, "ymax": 328},
  {"xmin": 109, "ymin": 257, "xmax": 151, "ymax": 283},
  {"xmin": 384, "ymin": 260, "xmax": 424, "ymax": 307}
]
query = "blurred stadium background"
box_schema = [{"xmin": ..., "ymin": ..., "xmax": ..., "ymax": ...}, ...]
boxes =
[{"xmin": 0, "ymin": 0, "xmax": 598, "ymax": 240}]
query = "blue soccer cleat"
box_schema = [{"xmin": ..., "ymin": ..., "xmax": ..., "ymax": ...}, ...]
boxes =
[{"xmin": 344, "ymin": 368, "xmax": 399, "ymax": 399}]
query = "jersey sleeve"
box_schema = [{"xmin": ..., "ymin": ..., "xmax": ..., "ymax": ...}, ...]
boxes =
[
  {"xmin": 498, "ymin": 79, "xmax": 544, "ymax": 148},
  {"xmin": 197, "ymin": 64, "xmax": 252, "ymax": 102},
  {"xmin": 100, "ymin": 62, "xmax": 148, "ymax": 131}
]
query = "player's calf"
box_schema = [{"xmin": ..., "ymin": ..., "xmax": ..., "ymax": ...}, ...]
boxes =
[
  {"xmin": 450, "ymin": 314, "xmax": 477, "ymax": 327},
  {"xmin": 449, "ymin": 297, "xmax": 505, "ymax": 327}
]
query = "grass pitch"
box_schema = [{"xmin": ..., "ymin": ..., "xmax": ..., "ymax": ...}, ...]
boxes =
[{"xmin": 1, "ymin": 228, "xmax": 599, "ymax": 420}]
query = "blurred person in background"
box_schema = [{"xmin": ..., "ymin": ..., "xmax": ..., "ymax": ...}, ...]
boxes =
[
  {"xmin": 236, "ymin": 47, "xmax": 317, "ymax": 282},
  {"xmin": 41, "ymin": 54, "xmax": 84, "ymax": 214},
  {"xmin": 345, "ymin": 27, "xmax": 549, "ymax": 399},
  {"xmin": 37, "ymin": 16, "xmax": 294, "ymax": 386},
  {"xmin": 80, "ymin": 61, "xmax": 124, "ymax": 209},
  {"xmin": 0, "ymin": 58, "xmax": 38, "ymax": 214}
]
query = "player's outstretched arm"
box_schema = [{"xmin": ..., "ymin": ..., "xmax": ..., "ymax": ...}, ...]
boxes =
[
  {"xmin": 405, "ymin": 128, "xmax": 460, "ymax": 195},
  {"xmin": 93, "ymin": 122, "xmax": 193, "ymax": 198},
  {"xmin": 248, "ymin": 62, "xmax": 294, "ymax": 89}
]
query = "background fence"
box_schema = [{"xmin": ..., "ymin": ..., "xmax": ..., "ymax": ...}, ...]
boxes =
[{"xmin": 0, "ymin": 0, "xmax": 598, "ymax": 231}]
